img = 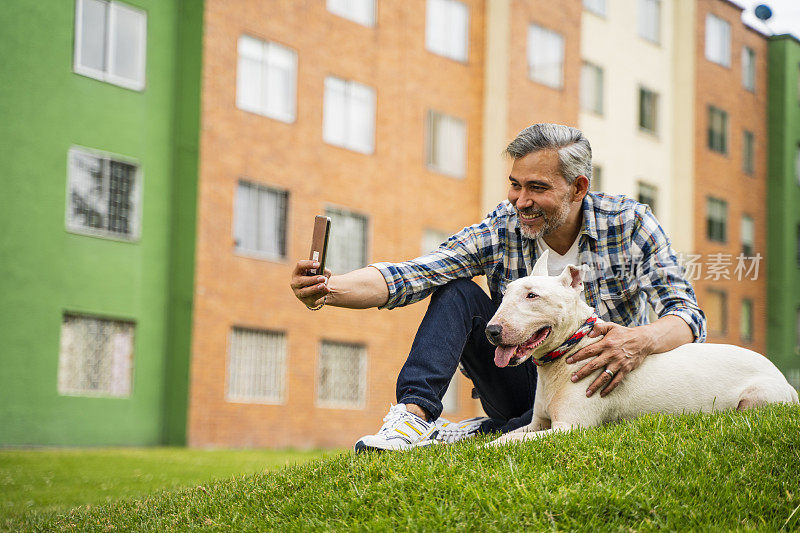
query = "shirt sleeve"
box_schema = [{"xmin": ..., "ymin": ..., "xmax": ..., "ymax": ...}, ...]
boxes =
[
  {"xmin": 370, "ymin": 216, "xmax": 499, "ymax": 310},
  {"xmin": 631, "ymin": 206, "xmax": 707, "ymax": 342}
]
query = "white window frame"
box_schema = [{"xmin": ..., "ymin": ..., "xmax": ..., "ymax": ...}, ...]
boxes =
[
  {"xmin": 638, "ymin": 86, "xmax": 659, "ymax": 134},
  {"xmin": 708, "ymin": 105, "xmax": 729, "ymax": 154},
  {"xmin": 740, "ymin": 299, "xmax": 753, "ymax": 342},
  {"xmin": 741, "ymin": 214, "xmax": 755, "ymax": 257},
  {"xmin": 583, "ymin": 0, "xmax": 606, "ymax": 17},
  {"xmin": 426, "ymin": 110, "xmax": 467, "ymax": 178},
  {"xmin": 421, "ymin": 228, "xmax": 452, "ymax": 256},
  {"xmin": 637, "ymin": 182, "xmax": 658, "ymax": 215},
  {"xmin": 58, "ymin": 313, "xmax": 135, "ymax": 398},
  {"xmin": 233, "ymin": 180, "xmax": 289, "ymax": 261},
  {"xmin": 706, "ymin": 197, "xmax": 728, "ymax": 243},
  {"xmin": 742, "ymin": 46, "xmax": 756, "ymax": 92},
  {"xmin": 323, "ymin": 76, "xmax": 376, "ymax": 154},
  {"xmin": 226, "ymin": 328, "xmax": 287, "ymax": 405},
  {"xmin": 326, "ymin": 0, "xmax": 377, "ymax": 27},
  {"xmin": 743, "ymin": 130, "xmax": 755, "ymax": 175},
  {"xmin": 73, "ymin": 0, "xmax": 147, "ymax": 91},
  {"xmin": 638, "ymin": 0, "xmax": 661, "ymax": 44},
  {"xmin": 527, "ymin": 24, "xmax": 565, "ymax": 89},
  {"xmin": 425, "ymin": 0, "xmax": 470, "ymax": 62},
  {"xmin": 441, "ymin": 372, "xmax": 459, "ymax": 413},
  {"xmin": 66, "ymin": 146, "xmax": 142, "ymax": 241},
  {"xmin": 580, "ymin": 61, "xmax": 604, "ymax": 115},
  {"xmin": 705, "ymin": 13, "xmax": 731, "ymax": 67},
  {"xmin": 236, "ymin": 35, "xmax": 298, "ymax": 123},
  {"xmin": 316, "ymin": 341, "xmax": 367, "ymax": 409},
  {"xmin": 325, "ymin": 207, "xmax": 369, "ymax": 274}
]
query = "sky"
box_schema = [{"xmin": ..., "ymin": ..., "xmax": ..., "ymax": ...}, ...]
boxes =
[{"xmin": 733, "ymin": 0, "xmax": 800, "ymax": 39}]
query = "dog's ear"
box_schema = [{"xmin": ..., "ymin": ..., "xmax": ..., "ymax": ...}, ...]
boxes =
[
  {"xmin": 532, "ymin": 249, "xmax": 550, "ymax": 277},
  {"xmin": 559, "ymin": 264, "xmax": 584, "ymax": 290}
]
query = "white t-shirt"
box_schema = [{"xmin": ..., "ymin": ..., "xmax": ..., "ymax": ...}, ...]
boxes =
[{"xmin": 536, "ymin": 236, "xmax": 587, "ymax": 304}]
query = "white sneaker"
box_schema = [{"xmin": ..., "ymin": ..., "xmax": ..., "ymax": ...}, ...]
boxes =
[
  {"xmin": 354, "ymin": 404, "xmax": 438, "ymax": 453},
  {"xmin": 433, "ymin": 416, "xmax": 490, "ymax": 444}
]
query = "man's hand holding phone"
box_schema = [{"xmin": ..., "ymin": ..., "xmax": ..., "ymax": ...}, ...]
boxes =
[
  {"xmin": 291, "ymin": 215, "xmax": 332, "ymax": 310},
  {"xmin": 291, "ymin": 260, "xmax": 332, "ymax": 309}
]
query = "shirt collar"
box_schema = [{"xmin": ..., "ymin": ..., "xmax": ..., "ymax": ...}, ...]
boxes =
[{"xmin": 579, "ymin": 193, "xmax": 599, "ymax": 242}]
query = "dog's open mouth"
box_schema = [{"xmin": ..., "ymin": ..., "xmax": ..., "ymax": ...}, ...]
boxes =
[{"xmin": 494, "ymin": 326, "xmax": 552, "ymax": 368}]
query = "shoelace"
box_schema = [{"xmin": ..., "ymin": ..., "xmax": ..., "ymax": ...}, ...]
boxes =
[{"xmin": 377, "ymin": 405, "xmax": 419, "ymax": 435}]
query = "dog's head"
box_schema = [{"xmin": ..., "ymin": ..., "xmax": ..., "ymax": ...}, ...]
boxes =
[{"xmin": 486, "ymin": 249, "xmax": 590, "ymax": 367}]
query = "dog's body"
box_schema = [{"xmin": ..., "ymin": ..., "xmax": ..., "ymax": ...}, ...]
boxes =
[{"xmin": 485, "ymin": 251, "xmax": 798, "ymax": 445}]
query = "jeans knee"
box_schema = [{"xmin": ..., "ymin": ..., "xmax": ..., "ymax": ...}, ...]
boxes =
[{"xmin": 431, "ymin": 278, "xmax": 485, "ymax": 305}]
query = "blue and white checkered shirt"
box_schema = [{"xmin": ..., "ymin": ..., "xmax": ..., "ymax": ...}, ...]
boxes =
[{"xmin": 371, "ymin": 193, "xmax": 706, "ymax": 342}]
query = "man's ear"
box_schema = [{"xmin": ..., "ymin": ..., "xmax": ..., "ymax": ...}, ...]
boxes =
[
  {"xmin": 559, "ymin": 264, "xmax": 584, "ymax": 290},
  {"xmin": 573, "ymin": 175, "xmax": 590, "ymax": 200}
]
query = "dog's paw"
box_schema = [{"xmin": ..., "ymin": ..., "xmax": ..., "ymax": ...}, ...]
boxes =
[{"xmin": 484, "ymin": 433, "xmax": 525, "ymax": 447}]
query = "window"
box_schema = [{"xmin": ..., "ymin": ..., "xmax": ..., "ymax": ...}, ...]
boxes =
[
  {"xmin": 705, "ymin": 14, "xmax": 731, "ymax": 67},
  {"xmin": 788, "ymin": 368, "xmax": 800, "ymax": 391},
  {"xmin": 236, "ymin": 36, "xmax": 297, "ymax": 122},
  {"xmin": 325, "ymin": 208, "xmax": 368, "ymax": 273},
  {"xmin": 708, "ymin": 106, "xmax": 728, "ymax": 154},
  {"xmin": 421, "ymin": 228, "xmax": 451, "ymax": 255},
  {"xmin": 441, "ymin": 373, "xmax": 459, "ymax": 413},
  {"xmin": 583, "ymin": 0, "xmax": 606, "ymax": 16},
  {"xmin": 327, "ymin": 0, "xmax": 376, "ymax": 27},
  {"xmin": 706, "ymin": 290, "xmax": 727, "ymax": 336},
  {"xmin": 580, "ymin": 62, "xmax": 604, "ymax": 114},
  {"xmin": 741, "ymin": 215, "xmax": 755, "ymax": 256},
  {"xmin": 706, "ymin": 197, "xmax": 728, "ymax": 243},
  {"xmin": 323, "ymin": 77, "xmax": 376, "ymax": 154},
  {"xmin": 637, "ymin": 182, "xmax": 658, "ymax": 215},
  {"xmin": 592, "ymin": 164, "xmax": 603, "ymax": 191},
  {"xmin": 426, "ymin": 111, "xmax": 467, "ymax": 178},
  {"xmin": 58, "ymin": 314, "xmax": 134, "ymax": 397},
  {"xmin": 638, "ymin": 0, "xmax": 660, "ymax": 44},
  {"xmin": 796, "ymin": 144, "xmax": 800, "ymax": 186},
  {"xmin": 743, "ymin": 130, "xmax": 755, "ymax": 175},
  {"xmin": 638, "ymin": 87, "xmax": 658, "ymax": 133},
  {"xmin": 233, "ymin": 181, "xmax": 288, "ymax": 259},
  {"xmin": 742, "ymin": 46, "xmax": 756, "ymax": 91},
  {"xmin": 67, "ymin": 148, "xmax": 139, "ymax": 240},
  {"xmin": 425, "ymin": 0, "xmax": 469, "ymax": 62},
  {"xmin": 527, "ymin": 24, "xmax": 565, "ymax": 89},
  {"xmin": 226, "ymin": 328, "xmax": 286, "ymax": 404},
  {"xmin": 317, "ymin": 341, "xmax": 366, "ymax": 408},
  {"xmin": 740, "ymin": 299, "xmax": 753, "ymax": 342},
  {"xmin": 73, "ymin": 0, "xmax": 146, "ymax": 90},
  {"xmin": 797, "ymin": 224, "xmax": 800, "ymax": 268}
]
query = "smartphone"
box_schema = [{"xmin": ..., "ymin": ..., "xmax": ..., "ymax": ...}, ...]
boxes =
[{"xmin": 308, "ymin": 215, "xmax": 331, "ymax": 276}]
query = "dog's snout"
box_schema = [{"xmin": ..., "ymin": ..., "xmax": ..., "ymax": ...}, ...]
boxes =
[{"xmin": 485, "ymin": 324, "xmax": 503, "ymax": 345}]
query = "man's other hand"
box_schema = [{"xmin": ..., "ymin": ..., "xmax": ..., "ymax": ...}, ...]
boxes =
[{"xmin": 291, "ymin": 260, "xmax": 332, "ymax": 309}]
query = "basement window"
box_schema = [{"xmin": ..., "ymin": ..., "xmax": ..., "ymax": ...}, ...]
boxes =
[
  {"xmin": 58, "ymin": 314, "xmax": 135, "ymax": 398},
  {"xmin": 226, "ymin": 328, "xmax": 287, "ymax": 404}
]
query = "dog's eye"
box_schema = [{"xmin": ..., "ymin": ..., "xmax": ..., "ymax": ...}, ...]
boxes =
[{"xmin": 527, "ymin": 292, "xmax": 537, "ymax": 299}]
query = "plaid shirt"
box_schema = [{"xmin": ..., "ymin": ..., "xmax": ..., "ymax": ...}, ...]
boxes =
[{"xmin": 371, "ymin": 193, "xmax": 706, "ymax": 342}]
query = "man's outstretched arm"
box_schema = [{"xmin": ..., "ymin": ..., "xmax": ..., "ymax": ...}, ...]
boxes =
[{"xmin": 290, "ymin": 260, "xmax": 389, "ymax": 310}]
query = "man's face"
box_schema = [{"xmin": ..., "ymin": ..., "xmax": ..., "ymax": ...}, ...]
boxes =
[{"xmin": 508, "ymin": 149, "xmax": 574, "ymax": 240}]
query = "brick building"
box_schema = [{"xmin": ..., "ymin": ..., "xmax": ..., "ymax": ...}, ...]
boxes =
[
  {"xmin": 692, "ymin": 0, "xmax": 768, "ymax": 354},
  {"xmin": 187, "ymin": 0, "xmax": 582, "ymax": 449}
]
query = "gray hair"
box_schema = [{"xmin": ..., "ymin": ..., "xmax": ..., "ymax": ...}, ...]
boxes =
[{"xmin": 505, "ymin": 123, "xmax": 592, "ymax": 185}]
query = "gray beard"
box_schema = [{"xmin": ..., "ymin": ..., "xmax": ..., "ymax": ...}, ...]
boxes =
[{"xmin": 517, "ymin": 196, "xmax": 571, "ymax": 240}]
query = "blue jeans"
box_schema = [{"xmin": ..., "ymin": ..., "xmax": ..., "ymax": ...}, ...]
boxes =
[{"xmin": 395, "ymin": 278, "xmax": 537, "ymax": 434}]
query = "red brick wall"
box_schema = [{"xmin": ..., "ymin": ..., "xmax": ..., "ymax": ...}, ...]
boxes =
[
  {"xmin": 188, "ymin": 0, "xmax": 489, "ymax": 449},
  {"xmin": 693, "ymin": 0, "xmax": 768, "ymax": 354}
]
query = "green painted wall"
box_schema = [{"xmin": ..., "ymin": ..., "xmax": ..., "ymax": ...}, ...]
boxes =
[
  {"xmin": 766, "ymin": 35, "xmax": 800, "ymax": 375},
  {"xmin": 0, "ymin": 0, "xmax": 202, "ymax": 445}
]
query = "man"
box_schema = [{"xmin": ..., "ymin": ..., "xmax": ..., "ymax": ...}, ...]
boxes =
[{"xmin": 290, "ymin": 123, "xmax": 706, "ymax": 452}]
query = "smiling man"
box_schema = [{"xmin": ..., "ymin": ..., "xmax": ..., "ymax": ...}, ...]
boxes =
[{"xmin": 290, "ymin": 123, "xmax": 706, "ymax": 452}]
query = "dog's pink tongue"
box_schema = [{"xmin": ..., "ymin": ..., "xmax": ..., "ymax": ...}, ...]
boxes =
[{"xmin": 494, "ymin": 345, "xmax": 516, "ymax": 368}]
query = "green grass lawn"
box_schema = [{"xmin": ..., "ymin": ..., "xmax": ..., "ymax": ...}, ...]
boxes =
[
  {"xmin": 5, "ymin": 405, "xmax": 800, "ymax": 531},
  {"xmin": 0, "ymin": 447, "xmax": 330, "ymax": 528}
]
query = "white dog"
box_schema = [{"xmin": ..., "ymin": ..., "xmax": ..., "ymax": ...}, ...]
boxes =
[{"xmin": 484, "ymin": 250, "xmax": 798, "ymax": 446}]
